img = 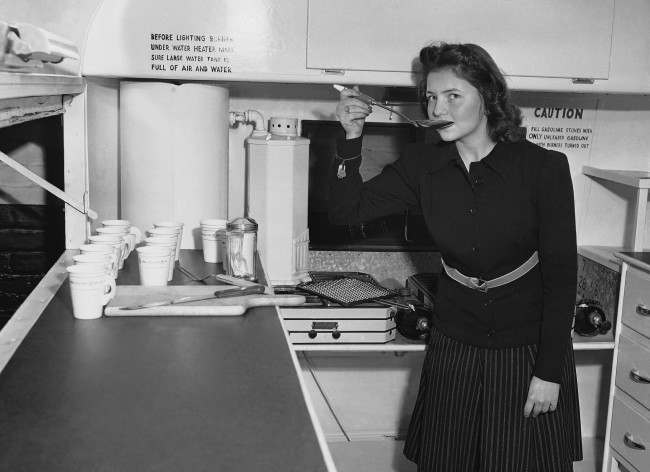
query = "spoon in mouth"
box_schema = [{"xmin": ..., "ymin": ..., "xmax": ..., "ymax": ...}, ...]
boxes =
[{"xmin": 334, "ymin": 84, "xmax": 453, "ymax": 129}]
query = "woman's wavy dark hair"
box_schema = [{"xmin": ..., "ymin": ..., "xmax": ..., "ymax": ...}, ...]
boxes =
[{"xmin": 418, "ymin": 43, "xmax": 522, "ymax": 143}]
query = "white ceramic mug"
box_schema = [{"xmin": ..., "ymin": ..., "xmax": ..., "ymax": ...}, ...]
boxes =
[
  {"xmin": 88, "ymin": 234, "xmax": 127, "ymax": 269},
  {"xmin": 136, "ymin": 246, "xmax": 171, "ymax": 286},
  {"xmin": 144, "ymin": 236, "xmax": 176, "ymax": 281},
  {"xmin": 102, "ymin": 219, "xmax": 143, "ymax": 244},
  {"xmin": 79, "ymin": 244, "xmax": 120, "ymax": 278},
  {"xmin": 73, "ymin": 253, "xmax": 117, "ymax": 279},
  {"xmin": 153, "ymin": 221, "xmax": 183, "ymax": 261},
  {"xmin": 67, "ymin": 264, "xmax": 116, "ymax": 320},
  {"xmin": 96, "ymin": 226, "xmax": 135, "ymax": 257}
]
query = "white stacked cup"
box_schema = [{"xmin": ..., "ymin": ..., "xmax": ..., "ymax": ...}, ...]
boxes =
[
  {"xmin": 144, "ymin": 236, "xmax": 177, "ymax": 281},
  {"xmin": 200, "ymin": 219, "xmax": 227, "ymax": 264},
  {"xmin": 88, "ymin": 234, "xmax": 128, "ymax": 269},
  {"xmin": 136, "ymin": 246, "xmax": 171, "ymax": 286},
  {"xmin": 67, "ymin": 264, "xmax": 116, "ymax": 319},
  {"xmin": 153, "ymin": 222, "xmax": 183, "ymax": 261},
  {"xmin": 73, "ymin": 253, "xmax": 116, "ymax": 280},
  {"xmin": 96, "ymin": 226, "xmax": 135, "ymax": 259},
  {"xmin": 101, "ymin": 219, "xmax": 143, "ymax": 248},
  {"xmin": 79, "ymin": 244, "xmax": 119, "ymax": 279}
]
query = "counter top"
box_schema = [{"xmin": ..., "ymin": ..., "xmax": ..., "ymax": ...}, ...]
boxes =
[
  {"xmin": 0, "ymin": 250, "xmax": 332, "ymax": 472},
  {"xmin": 616, "ymin": 251, "xmax": 650, "ymax": 273}
]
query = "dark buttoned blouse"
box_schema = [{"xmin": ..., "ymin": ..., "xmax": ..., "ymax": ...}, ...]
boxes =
[{"xmin": 329, "ymin": 136, "xmax": 577, "ymax": 383}]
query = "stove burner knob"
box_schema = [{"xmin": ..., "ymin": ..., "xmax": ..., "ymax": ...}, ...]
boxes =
[
  {"xmin": 308, "ymin": 330, "xmax": 317, "ymax": 339},
  {"xmin": 331, "ymin": 330, "xmax": 341, "ymax": 340}
]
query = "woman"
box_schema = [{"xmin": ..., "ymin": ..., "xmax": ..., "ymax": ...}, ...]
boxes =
[{"xmin": 329, "ymin": 43, "xmax": 582, "ymax": 471}]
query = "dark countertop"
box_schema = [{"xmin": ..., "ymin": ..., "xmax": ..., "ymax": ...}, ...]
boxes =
[
  {"xmin": 0, "ymin": 250, "xmax": 330, "ymax": 472},
  {"xmin": 616, "ymin": 251, "xmax": 650, "ymax": 273}
]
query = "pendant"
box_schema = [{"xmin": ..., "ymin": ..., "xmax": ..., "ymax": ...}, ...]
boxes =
[{"xmin": 337, "ymin": 163, "xmax": 346, "ymax": 179}]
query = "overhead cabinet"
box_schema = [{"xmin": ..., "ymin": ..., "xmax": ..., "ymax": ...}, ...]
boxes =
[{"xmin": 307, "ymin": 0, "xmax": 615, "ymax": 80}]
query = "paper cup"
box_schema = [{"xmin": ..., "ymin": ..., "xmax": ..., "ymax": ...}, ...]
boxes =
[
  {"xmin": 148, "ymin": 226, "xmax": 181, "ymax": 261},
  {"xmin": 153, "ymin": 222, "xmax": 183, "ymax": 261},
  {"xmin": 73, "ymin": 253, "xmax": 117, "ymax": 279},
  {"xmin": 137, "ymin": 246, "xmax": 171, "ymax": 286},
  {"xmin": 89, "ymin": 234, "xmax": 128, "ymax": 269},
  {"xmin": 102, "ymin": 219, "xmax": 143, "ymax": 244},
  {"xmin": 144, "ymin": 236, "xmax": 176, "ymax": 281},
  {"xmin": 79, "ymin": 244, "xmax": 120, "ymax": 277},
  {"xmin": 96, "ymin": 226, "xmax": 135, "ymax": 256},
  {"xmin": 67, "ymin": 264, "xmax": 116, "ymax": 319},
  {"xmin": 200, "ymin": 218, "xmax": 227, "ymax": 263}
]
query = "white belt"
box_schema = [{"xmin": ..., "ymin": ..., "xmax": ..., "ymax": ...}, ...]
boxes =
[{"xmin": 441, "ymin": 251, "xmax": 539, "ymax": 293}]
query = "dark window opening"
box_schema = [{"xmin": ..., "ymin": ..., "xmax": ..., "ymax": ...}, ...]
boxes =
[
  {"xmin": 0, "ymin": 115, "xmax": 65, "ymax": 328},
  {"xmin": 302, "ymin": 119, "xmax": 438, "ymax": 252}
]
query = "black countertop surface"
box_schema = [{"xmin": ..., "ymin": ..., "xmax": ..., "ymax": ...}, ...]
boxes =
[
  {"xmin": 0, "ymin": 251, "xmax": 329, "ymax": 471},
  {"xmin": 617, "ymin": 251, "xmax": 650, "ymax": 273},
  {"xmin": 618, "ymin": 251, "xmax": 650, "ymax": 265}
]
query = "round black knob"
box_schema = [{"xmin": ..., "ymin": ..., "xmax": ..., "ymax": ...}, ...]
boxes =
[
  {"xmin": 308, "ymin": 330, "xmax": 317, "ymax": 339},
  {"xmin": 416, "ymin": 318, "xmax": 429, "ymax": 331},
  {"xmin": 332, "ymin": 331, "xmax": 341, "ymax": 340}
]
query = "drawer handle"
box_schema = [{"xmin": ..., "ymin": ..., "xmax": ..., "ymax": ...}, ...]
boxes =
[
  {"xmin": 624, "ymin": 432, "xmax": 646, "ymax": 450},
  {"xmin": 637, "ymin": 304, "xmax": 650, "ymax": 316},
  {"xmin": 630, "ymin": 369, "xmax": 650, "ymax": 384}
]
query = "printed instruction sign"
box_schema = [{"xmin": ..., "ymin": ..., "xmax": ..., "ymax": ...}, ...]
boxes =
[
  {"xmin": 148, "ymin": 32, "xmax": 236, "ymax": 74},
  {"xmin": 521, "ymin": 97, "xmax": 598, "ymax": 158}
]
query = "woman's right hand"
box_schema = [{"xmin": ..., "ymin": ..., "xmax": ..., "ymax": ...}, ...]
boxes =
[{"xmin": 335, "ymin": 86, "xmax": 372, "ymax": 140}]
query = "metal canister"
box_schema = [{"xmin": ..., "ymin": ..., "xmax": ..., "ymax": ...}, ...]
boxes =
[{"xmin": 225, "ymin": 217, "xmax": 258, "ymax": 281}]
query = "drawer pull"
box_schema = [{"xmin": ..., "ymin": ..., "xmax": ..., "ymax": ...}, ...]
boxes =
[
  {"xmin": 623, "ymin": 432, "xmax": 646, "ymax": 450},
  {"xmin": 630, "ymin": 369, "xmax": 650, "ymax": 384},
  {"xmin": 637, "ymin": 304, "xmax": 650, "ymax": 316}
]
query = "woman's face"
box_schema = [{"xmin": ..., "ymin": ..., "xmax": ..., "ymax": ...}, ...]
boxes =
[{"xmin": 425, "ymin": 68, "xmax": 489, "ymax": 143}]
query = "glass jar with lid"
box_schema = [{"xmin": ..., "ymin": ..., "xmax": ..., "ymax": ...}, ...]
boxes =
[{"xmin": 225, "ymin": 217, "xmax": 258, "ymax": 281}]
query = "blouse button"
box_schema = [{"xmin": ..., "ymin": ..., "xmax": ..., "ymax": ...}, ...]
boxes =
[{"xmin": 468, "ymin": 208, "xmax": 476, "ymax": 215}]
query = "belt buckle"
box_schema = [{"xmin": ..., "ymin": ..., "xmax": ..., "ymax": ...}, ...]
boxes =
[{"xmin": 470, "ymin": 277, "xmax": 489, "ymax": 293}]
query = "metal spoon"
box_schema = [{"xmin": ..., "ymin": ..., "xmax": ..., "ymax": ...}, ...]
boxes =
[{"xmin": 333, "ymin": 84, "xmax": 453, "ymax": 129}]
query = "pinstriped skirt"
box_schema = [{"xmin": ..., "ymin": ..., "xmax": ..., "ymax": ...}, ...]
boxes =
[{"xmin": 403, "ymin": 327, "xmax": 583, "ymax": 472}]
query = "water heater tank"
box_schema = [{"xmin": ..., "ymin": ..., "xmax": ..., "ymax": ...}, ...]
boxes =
[{"xmin": 246, "ymin": 117, "xmax": 309, "ymax": 285}]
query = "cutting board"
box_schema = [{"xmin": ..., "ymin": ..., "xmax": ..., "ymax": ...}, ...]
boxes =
[{"xmin": 104, "ymin": 285, "xmax": 305, "ymax": 316}]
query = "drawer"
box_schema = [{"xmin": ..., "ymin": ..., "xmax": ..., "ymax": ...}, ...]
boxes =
[
  {"xmin": 622, "ymin": 267, "xmax": 650, "ymax": 337},
  {"xmin": 616, "ymin": 334, "xmax": 650, "ymax": 410},
  {"xmin": 610, "ymin": 396, "xmax": 650, "ymax": 472}
]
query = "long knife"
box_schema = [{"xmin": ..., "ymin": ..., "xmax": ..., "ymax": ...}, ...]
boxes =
[{"xmin": 120, "ymin": 285, "xmax": 266, "ymax": 310}]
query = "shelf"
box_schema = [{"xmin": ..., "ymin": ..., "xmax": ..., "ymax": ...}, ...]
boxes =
[
  {"xmin": 291, "ymin": 332, "xmax": 615, "ymax": 352},
  {"xmin": 583, "ymin": 166, "xmax": 650, "ymax": 251},
  {"xmin": 583, "ymin": 166, "xmax": 650, "ymax": 189},
  {"xmin": 0, "ymin": 72, "xmax": 83, "ymax": 100}
]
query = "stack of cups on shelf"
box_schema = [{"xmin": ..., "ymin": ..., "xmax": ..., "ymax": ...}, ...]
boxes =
[
  {"xmin": 150, "ymin": 222, "xmax": 183, "ymax": 262},
  {"xmin": 77, "ymin": 244, "xmax": 119, "ymax": 279},
  {"xmin": 68, "ymin": 219, "xmax": 143, "ymax": 319},
  {"xmin": 87, "ymin": 234, "xmax": 128, "ymax": 269},
  {"xmin": 140, "ymin": 221, "xmax": 183, "ymax": 285},
  {"xmin": 200, "ymin": 219, "xmax": 227, "ymax": 264},
  {"xmin": 97, "ymin": 220, "xmax": 142, "ymax": 261},
  {"xmin": 66, "ymin": 262, "xmax": 116, "ymax": 320}
]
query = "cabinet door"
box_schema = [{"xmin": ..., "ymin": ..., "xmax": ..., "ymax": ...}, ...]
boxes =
[{"xmin": 307, "ymin": 0, "xmax": 614, "ymax": 79}]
